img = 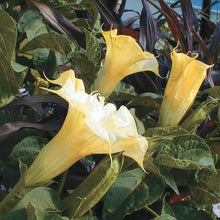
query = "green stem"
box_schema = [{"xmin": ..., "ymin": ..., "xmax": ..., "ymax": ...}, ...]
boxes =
[
  {"xmin": 57, "ymin": 170, "xmax": 68, "ymax": 197},
  {"xmin": 0, "ymin": 177, "xmax": 32, "ymax": 218},
  {"xmin": 144, "ymin": 206, "xmax": 159, "ymax": 217}
]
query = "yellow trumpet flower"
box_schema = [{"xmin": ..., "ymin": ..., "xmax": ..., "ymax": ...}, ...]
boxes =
[
  {"xmin": 25, "ymin": 70, "xmax": 148, "ymax": 186},
  {"xmin": 93, "ymin": 29, "xmax": 160, "ymax": 97},
  {"xmin": 158, "ymin": 50, "xmax": 212, "ymax": 127}
]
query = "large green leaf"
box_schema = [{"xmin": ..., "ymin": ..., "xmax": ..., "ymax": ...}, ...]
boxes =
[
  {"xmin": 84, "ymin": 29, "xmax": 101, "ymax": 67},
  {"xmin": 2, "ymin": 136, "xmax": 47, "ymax": 186},
  {"xmin": 189, "ymin": 169, "xmax": 220, "ymax": 209},
  {"xmin": 19, "ymin": 32, "xmax": 75, "ymax": 58},
  {"xmin": 62, "ymin": 153, "xmax": 124, "ymax": 218},
  {"xmin": 156, "ymin": 134, "xmax": 215, "ymax": 169},
  {"xmin": 102, "ymin": 168, "xmax": 164, "ymax": 220},
  {"xmin": 144, "ymin": 126, "xmax": 189, "ymax": 137},
  {"xmin": 181, "ymin": 99, "xmax": 218, "ymax": 131},
  {"xmin": 18, "ymin": 10, "xmax": 62, "ymax": 78},
  {"xmin": 26, "ymin": 203, "xmax": 69, "ymax": 220},
  {"xmin": 7, "ymin": 136, "xmax": 47, "ymax": 167},
  {"xmin": 18, "ymin": 10, "xmax": 48, "ymax": 40},
  {"xmin": 0, "ymin": 9, "xmax": 27, "ymax": 107},
  {"xmin": 5, "ymin": 187, "xmax": 62, "ymax": 220}
]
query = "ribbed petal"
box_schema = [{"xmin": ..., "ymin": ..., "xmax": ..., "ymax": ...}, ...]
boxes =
[
  {"xmin": 25, "ymin": 70, "xmax": 148, "ymax": 186},
  {"xmin": 93, "ymin": 29, "xmax": 159, "ymax": 97},
  {"xmin": 158, "ymin": 50, "xmax": 212, "ymax": 127}
]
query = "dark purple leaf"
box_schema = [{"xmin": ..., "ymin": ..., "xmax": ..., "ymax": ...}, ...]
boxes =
[
  {"xmin": 27, "ymin": 0, "xmax": 86, "ymax": 48},
  {"xmin": 212, "ymin": 23, "xmax": 220, "ymax": 64},
  {"xmin": 146, "ymin": 0, "xmax": 186, "ymax": 52},
  {"xmin": 0, "ymin": 121, "xmax": 61, "ymax": 141},
  {"xmin": 2, "ymin": 95, "xmax": 67, "ymax": 114},
  {"xmin": 180, "ymin": 0, "xmax": 198, "ymax": 51},
  {"xmin": 140, "ymin": 0, "xmax": 157, "ymax": 52},
  {"xmin": 92, "ymin": 0, "xmax": 119, "ymax": 30},
  {"xmin": 121, "ymin": 12, "xmax": 139, "ymax": 28}
]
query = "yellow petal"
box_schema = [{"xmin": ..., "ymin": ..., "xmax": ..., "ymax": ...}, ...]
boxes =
[
  {"xmin": 158, "ymin": 50, "xmax": 212, "ymax": 127},
  {"xmin": 93, "ymin": 29, "xmax": 159, "ymax": 97},
  {"xmin": 25, "ymin": 70, "xmax": 148, "ymax": 186}
]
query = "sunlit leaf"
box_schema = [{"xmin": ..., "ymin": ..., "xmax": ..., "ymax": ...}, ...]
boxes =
[
  {"xmin": 19, "ymin": 32, "xmax": 75, "ymax": 58},
  {"xmin": 5, "ymin": 187, "xmax": 62, "ymax": 219},
  {"xmin": 0, "ymin": 9, "xmax": 27, "ymax": 107},
  {"xmin": 156, "ymin": 134, "xmax": 215, "ymax": 169}
]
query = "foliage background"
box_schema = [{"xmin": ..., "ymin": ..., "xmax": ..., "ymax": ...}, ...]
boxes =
[{"xmin": 0, "ymin": 0, "xmax": 219, "ymax": 219}]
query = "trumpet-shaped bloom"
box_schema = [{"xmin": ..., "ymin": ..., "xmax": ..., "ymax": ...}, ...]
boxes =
[
  {"xmin": 25, "ymin": 70, "xmax": 148, "ymax": 186},
  {"xmin": 93, "ymin": 29, "xmax": 160, "ymax": 97},
  {"xmin": 158, "ymin": 50, "xmax": 212, "ymax": 127}
]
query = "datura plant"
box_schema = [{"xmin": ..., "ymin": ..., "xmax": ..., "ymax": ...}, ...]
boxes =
[
  {"xmin": 25, "ymin": 69, "xmax": 148, "ymax": 186},
  {"xmin": 93, "ymin": 29, "xmax": 160, "ymax": 97},
  {"xmin": 158, "ymin": 50, "xmax": 213, "ymax": 127},
  {"xmin": 0, "ymin": 70, "xmax": 148, "ymax": 216}
]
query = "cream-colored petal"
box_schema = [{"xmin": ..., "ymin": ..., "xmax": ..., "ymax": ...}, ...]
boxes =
[
  {"xmin": 25, "ymin": 70, "xmax": 148, "ymax": 186},
  {"xmin": 93, "ymin": 29, "xmax": 159, "ymax": 97},
  {"xmin": 25, "ymin": 106, "xmax": 109, "ymax": 186},
  {"xmin": 158, "ymin": 50, "xmax": 212, "ymax": 127},
  {"xmin": 125, "ymin": 52, "xmax": 159, "ymax": 77}
]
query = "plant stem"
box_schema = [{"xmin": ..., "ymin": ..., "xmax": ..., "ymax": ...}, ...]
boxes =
[
  {"xmin": 144, "ymin": 206, "xmax": 159, "ymax": 217},
  {"xmin": 0, "ymin": 177, "xmax": 32, "ymax": 217},
  {"xmin": 57, "ymin": 170, "xmax": 68, "ymax": 197}
]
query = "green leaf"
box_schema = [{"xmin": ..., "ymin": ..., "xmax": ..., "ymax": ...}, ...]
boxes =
[
  {"xmin": 110, "ymin": 82, "xmax": 136, "ymax": 101},
  {"xmin": 18, "ymin": 10, "xmax": 47, "ymax": 40},
  {"xmin": 26, "ymin": 203, "xmax": 69, "ymax": 220},
  {"xmin": 128, "ymin": 93, "xmax": 162, "ymax": 115},
  {"xmin": 170, "ymin": 201, "xmax": 212, "ymax": 220},
  {"xmin": 84, "ymin": 29, "xmax": 101, "ymax": 67},
  {"xmin": 6, "ymin": 187, "xmax": 62, "ymax": 219},
  {"xmin": 161, "ymin": 193, "xmax": 176, "ymax": 217},
  {"xmin": 2, "ymin": 136, "xmax": 47, "ymax": 186},
  {"xmin": 102, "ymin": 168, "xmax": 164, "ymax": 220},
  {"xmin": 156, "ymin": 134, "xmax": 215, "ymax": 169},
  {"xmin": 8, "ymin": 136, "xmax": 47, "ymax": 167},
  {"xmin": 144, "ymin": 145, "xmax": 178, "ymax": 194},
  {"xmin": 0, "ymin": 9, "xmax": 27, "ymax": 107},
  {"xmin": 68, "ymin": 51, "xmax": 98, "ymax": 80},
  {"xmin": 62, "ymin": 153, "xmax": 124, "ymax": 218},
  {"xmin": 129, "ymin": 108, "xmax": 145, "ymax": 135},
  {"xmin": 201, "ymin": 86, "xmax": 220, "ymax": 99},
  {"xmin": 144, "ymin": 126, "xmax": 189, "ymax": 137},
  {"xmin": 153, "ymin": 160, "xmax": 179, "ymax": 195},
  {"xmin": 189, "ymin": 169, "xmax": 220, "ymax": 208},
  {"xmin": 72, "ymin": 215, "xmax": 98, "ymax": 220},
  {"xmin": 80, "ymin": 0, "xmax": 99, "ymax": 27},
  {"xmin": 181, "ymin": 99, "xmax": 218, "ymax": 131},
  {"xmin": 19, "ymin": 32, "xmax": 75, "ymax": 58},
  {"xmin": 153, "ymin": 215, "xmax": 177, "ymax": 220}
]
